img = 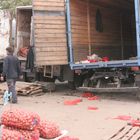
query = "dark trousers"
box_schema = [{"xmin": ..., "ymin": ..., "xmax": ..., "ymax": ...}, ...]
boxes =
[{"xmin": 7, "ymin": 79, "xmax": 17, "ymax": 103}]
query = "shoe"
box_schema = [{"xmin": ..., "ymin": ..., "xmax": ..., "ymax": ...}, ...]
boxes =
[{"xmin": 12, "ymin": 100, "xmax": 17, "ymax": 104}]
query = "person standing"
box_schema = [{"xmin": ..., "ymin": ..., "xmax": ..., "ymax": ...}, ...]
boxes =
[{"xmin": 0, "ymin": 47, "xmax": 22, "ymax": 103}]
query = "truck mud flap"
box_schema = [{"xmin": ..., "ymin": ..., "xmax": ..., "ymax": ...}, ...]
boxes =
[{"xmin": 77, "ymin": 87, "xmax": 139, "ymax": 93}]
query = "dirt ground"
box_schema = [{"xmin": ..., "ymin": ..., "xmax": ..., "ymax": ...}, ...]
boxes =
[{"xmin": 2, "ymin": 83, "xmax": 140, "ymax": 140}]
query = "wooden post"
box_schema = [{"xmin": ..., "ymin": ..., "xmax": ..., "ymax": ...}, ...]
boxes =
[
  {"xmin": 15, "ymin": 9, "xmax": 18, "ymax": 50},
  {"xmin": 87, "ymin": 0, "xmax": 91, "ymax": 55}
]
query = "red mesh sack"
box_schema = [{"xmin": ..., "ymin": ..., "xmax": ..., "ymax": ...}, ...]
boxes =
[
  {"xmin": 38, "ymin": 120, "xmax": 61, "ymax": 139},
  {"xmin": 4, "ymin": 126, "xmax": 40, "ymax": 140},
  {"xmin": 1, "ymin": 107, "xmax": 40, "ymax": 130},
  {"xmin": 1, "ymin": 127, "xmax": 24, "ymax": 140},
  {"xmin": 19, "ymin": 128, "xmax": 40, "ymax": 140},
  {"xmin": 18, "ymin": 47, "xmax": 29, "ymax": 57}
]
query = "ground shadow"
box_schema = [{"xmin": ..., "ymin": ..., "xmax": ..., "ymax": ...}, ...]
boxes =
[{"xmin": 54, "ymin": 83, "xmax": 140, "ymax": 102}]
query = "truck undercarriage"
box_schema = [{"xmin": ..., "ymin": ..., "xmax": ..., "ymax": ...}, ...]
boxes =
[{"xmin": 75, "ymin": 68, "xmax": 140, "ymax": 93}]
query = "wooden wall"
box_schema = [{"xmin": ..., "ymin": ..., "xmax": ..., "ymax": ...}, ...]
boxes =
[
  {"xmin": 122, "ymin": 14, "xmax": 137, "ymax": 59},
  {"xmin": 70, "ymin": 0, "xmax": 136, "ymax": 62},
  {"xmin": 33, "ymin": 0, "xmax": 68, "ymax": 66},
  {"xmin": 70, "ymin": 0, "xmax": 89, "ymax": 62}
]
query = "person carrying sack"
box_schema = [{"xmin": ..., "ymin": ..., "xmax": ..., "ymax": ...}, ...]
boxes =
[{"xmin": 0, "ymin": 47, "xmax": 22, "ymax": 103}]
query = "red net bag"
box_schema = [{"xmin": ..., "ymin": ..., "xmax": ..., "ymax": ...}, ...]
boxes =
[
  {"xmin": 1, "ymin": 107, "xmax": 40, "ymax": 130},
  {"xmin": 18, "ymin": 128, "xmax": 40, "ymax": 140},
  {"xmin": 1, "ymin": 127, "xmax": 24, "ymax": 140},
  {"xmin": 3, "ymin": 126, "xmax": 40, "ymax": 140},
  {"xmin": 38, "ymin": 120, "xmax": 61, "ymax": 139}
]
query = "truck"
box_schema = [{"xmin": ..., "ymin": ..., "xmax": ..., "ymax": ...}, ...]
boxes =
[{"xmin": 14, "ymin": 0, "xmax": 140, "ymax": 94}]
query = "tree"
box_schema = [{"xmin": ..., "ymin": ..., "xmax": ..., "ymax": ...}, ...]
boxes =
[
  {"xmin": 0, "ymin": 0, "xmax": 32, "ymax": 46},
  {"xmin": 0, "ymin": 0, "xmax": 32, "ymax": 10}
]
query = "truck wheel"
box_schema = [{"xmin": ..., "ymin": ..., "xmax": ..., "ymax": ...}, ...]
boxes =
[
  {"xmin": 136, "ymin": 92, "xmax": 140, "ymax": 100},
  {"xmin": 43, "ymin": 76, "xmax": 56, "ymax": 83},
  {"xmin": 82, "ymin": 78, "xmax": 90, "ymax": 87},
  {"xmin": 135, "ymin": 75, "xmax": 140, "ymax": 100},
  {"xmin": 68, "ymin": 81, "xmax": 76, "ymax": 90},
  {"xmin": 23, "ymin": 72, "xmax": 28, "ymax": 82},
  {"xmin": 74, "ymin": 74, "xmax": 84, "ymax": 87},
  {"xmin": 42, "ymin": 82, "xmax": 56, "ymax": 92},
  {"xmin": 23, "ymin": 72, "xmax": 35, "ymax": 82}
]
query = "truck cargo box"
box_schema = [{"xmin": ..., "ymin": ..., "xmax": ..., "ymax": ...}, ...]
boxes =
[
  {"xmin": 33, "ymin": 0, "xmax": 68, "ymax": 66},
  {"xmin": 16, "ymin": 6, "xmax": 32, "ymax": 59},
  {"xmin": 18, "ymin": 0, "xmax": 140, "ymax": 70},
  {"xmin": 66, "ymin": 0, "xmax": 140, "ymax": 69}
]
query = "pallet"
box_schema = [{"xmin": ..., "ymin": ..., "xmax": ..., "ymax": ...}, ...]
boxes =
[
  {"xmin": 0, "ymin": 82, "xmax": 43, "ymax": 96},
  {"xmin": 107, "ymin": 125, "xmax": 140, "ymax": 140}
]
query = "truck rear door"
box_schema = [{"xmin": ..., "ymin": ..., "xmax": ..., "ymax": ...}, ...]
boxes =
[
  {"xmin": 135, "ymin": 0, "xmax": 140, "ymax": 65},
  {"xmin": 33, "ymin": 0, "xmax": 68, "ymax": 66}
]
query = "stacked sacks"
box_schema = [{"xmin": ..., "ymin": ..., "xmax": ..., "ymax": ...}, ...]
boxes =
[
  {"xmin": 38, "ymin": 120, "xmax": 61, "ymax": 139},
  {"xmin": 1, "ymin": 107, "xmax": 40, "ymax": 130},
  {"xmin": 2, "ymin": 126, "xmax": 40, "ymax": 140},
  {"xmin": 1, "ymin": 107, "xmax": 62, "ymax": 140},
  {"xmin": 1, "ymin": 107, "xmax": 40, "ymax": 140},
  {"xmin": 1, "ymin": 127, "xmax": 24, "ymax": 140}
]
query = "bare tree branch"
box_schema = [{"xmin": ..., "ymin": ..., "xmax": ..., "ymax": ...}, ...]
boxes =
[{"xmin": 0, "ymin": 0, "xmax": 32, "ymax": 10}]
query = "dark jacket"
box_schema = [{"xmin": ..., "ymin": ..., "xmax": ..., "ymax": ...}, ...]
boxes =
[
  {"xmin": 3, "ymin": 55, "xmax": 22, "ymax": 79},
  {"xmin": 26, "ymin": 47, "xmax": 34, "ymax": 72}
]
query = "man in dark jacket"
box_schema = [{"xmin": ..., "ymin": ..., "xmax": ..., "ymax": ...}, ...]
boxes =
[{"xmin": 0, "ymin": 47, "xmax": 22, "ymax": 103}]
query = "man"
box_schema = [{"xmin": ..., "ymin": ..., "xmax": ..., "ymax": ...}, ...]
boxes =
[{"xmin": 0, "ymin": 47, "xmax": 22, "ymax": 103}]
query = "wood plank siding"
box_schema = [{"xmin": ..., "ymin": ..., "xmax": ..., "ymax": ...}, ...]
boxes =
[
  {"xmin": 33, "ymin": 0, "xmax": 68, "ymax": 66},
  {"xmin": 70, "ymin": 0, "xmax": 136, "ymax": 62}
]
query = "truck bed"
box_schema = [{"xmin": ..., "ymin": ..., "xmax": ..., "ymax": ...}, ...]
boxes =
[
  {"xmin": 78, "ymin": 86, "xmax": 139, "ymax": 93},
  {"xmin": 70, "ymin": 60, "xmax": 139, "ymax": 70}
]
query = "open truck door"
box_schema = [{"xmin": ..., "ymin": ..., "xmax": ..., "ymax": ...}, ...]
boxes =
[
  {"xmin": 135, "ymin": 0, "xmax": 140, "ymax": 64},
  {"xmin": 134, "ymin": 0, "xmax": 140, "ymax": 90},
  {"xmin": 32, "ymin": 0, "xmax": 68, "ymax": 66}
]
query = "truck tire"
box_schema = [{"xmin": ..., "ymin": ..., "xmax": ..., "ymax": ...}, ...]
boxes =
[
  {"xmin": 42, "ymin": 82, "xmax": 56, "ymax": 92},
  {"xmin": 135, "ymin": 74, "xmax": 140, "ymax": 100},
  {"xmin": 68, "ymin": 81, "xmax": 76, "ymax": 90},
  {"xmin": 136, "ymin": 91, "xmax": 140, "ymax": 100},
  {"xmin": 23, "ymin": 72, "xmax": 29, "ymax": 82},
  {"xmin": 82, "ymin": 79, "xmax": 90, "ymax": 87}
]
